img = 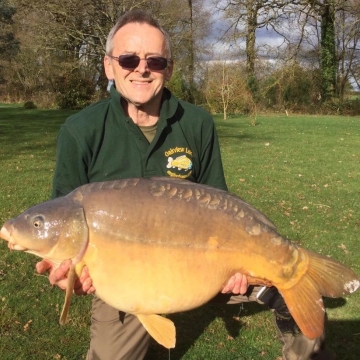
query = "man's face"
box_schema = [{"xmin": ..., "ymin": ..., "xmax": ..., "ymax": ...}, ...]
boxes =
[{"xmin": 104, "ymin": 22, "xmax": 173, "ymax": 112}]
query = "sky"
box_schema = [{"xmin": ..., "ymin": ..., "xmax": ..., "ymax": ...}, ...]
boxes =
[
  {"xmin": 205, "ymin": 10, "xmax": 290, "ymax": 59},
  {"xmin": 206, "ymin": 6, "xmax": 320, "ymax": 60}
]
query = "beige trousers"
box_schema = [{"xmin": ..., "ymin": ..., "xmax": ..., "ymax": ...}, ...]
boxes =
[
  {"xmin": 86, "ymin": 286, "xmax": 333, "ymax": 360},
  {"xmin": 86, "ymin": 296, "xmax": 150, "ymax": 360}
]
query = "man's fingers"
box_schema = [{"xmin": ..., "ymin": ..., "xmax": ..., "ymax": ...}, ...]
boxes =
[
  {"xmin": 73, "ymin": 266, "xmax": 95, "ymax": 295},
  {"xmin": 239, "ymin": 274, "xmax": 248, "ymax": 295},
  {"xmin": 74, "ymin": 278, "xmax": 95, "ymax": 295},
  {"xmin": 54, "ymin": 279, "xmax": 68, "ymax": 291},
  {"xmin": 232, "ymin": 274, "xmax": 248, "ymax": 295},
  {"xmin": 78, "ymin": 266, "xmax": 90, "ymax": 283},
  {"xmin": 221, "ymin": 275, "xmax": 235, "ymax": 293},
  {"xmin": 49, "ymin": 259, "xmax": 72, "ymax": 285},
  {"xmin": 230, "ymin": 273, "xmax": 241, "ymax": 294},
  {"xmin": 35, "ymin": 259, "xmax": 53, "ymax": 274},
  {"xmin": 221, "ymin": 273, "xmax": 249, "ymax": 295},
  {"xmin": 36, "ymin": 259, "xmax": 95, "ymax": 295}
]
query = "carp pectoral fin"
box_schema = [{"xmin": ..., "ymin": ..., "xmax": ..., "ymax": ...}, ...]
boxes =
[
  {"xmin": 279, "ymin": 249, "xmax": 360, "ymax": 340},
  {"xmin": 136, "ymin": 314, "xmax": 176, "ymax": 349},
  {"xmin": 246, "ymin": 276, "xmax": 272, "ymax": 287},
  {"xmin": 59, "ymin": 265, "xmax": 77, "ymax": 325}
]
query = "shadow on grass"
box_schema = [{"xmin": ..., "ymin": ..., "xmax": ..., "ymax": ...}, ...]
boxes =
[
  {"xmin": 145, "ymin": 302, "xmax": 256, "ymax": 360},
  {"xmin": 215, "ymin": 120, "xmax": 276, "ymax": 144},
  {"xmin": 145, "ymin": 298, "xmax": 360, "ymax": 360},
  {"xmin": 216, "ymin": 121, "xmax": 252, "ymax": 141},
  {"xmin": 0, "ymin": 109, "xmax": 76, "ymax": 158}
]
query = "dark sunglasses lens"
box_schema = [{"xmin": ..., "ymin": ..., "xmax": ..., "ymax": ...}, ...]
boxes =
[
  {"xmin": 147, "ymin": 57, "xmax": 168, "ymax": 70},
  {"xmin": 118, "ymin": 55, "xmax": 140, "ymax": 69},
  {"xmin": 117, "ymin": 55, "xmax": 167, "ymax": 70}
]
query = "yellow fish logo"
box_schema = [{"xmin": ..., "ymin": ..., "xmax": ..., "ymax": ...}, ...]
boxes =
[{"xmin": 166, "ymin": 155, "xmax": 192, "ymax": 171}]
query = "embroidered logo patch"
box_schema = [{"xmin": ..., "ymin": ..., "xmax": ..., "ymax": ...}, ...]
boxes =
[{"xmin": 164, "ymin": 147, "xmax": 193, "ymax": 179}]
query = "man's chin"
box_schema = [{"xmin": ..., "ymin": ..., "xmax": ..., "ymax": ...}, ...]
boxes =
[{"xmin": 124, "ymin": 93, "xmax": 163, "ymax": 113}]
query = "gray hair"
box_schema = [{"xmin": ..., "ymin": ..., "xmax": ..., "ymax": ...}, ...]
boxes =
[{"xmin": 106, "ymin": 9, "xmax": 173, "ymax": 60}]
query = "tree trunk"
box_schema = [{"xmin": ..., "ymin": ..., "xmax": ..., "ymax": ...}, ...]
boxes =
[
  {"xmin": 187, "ymin": 0, "xmax": 195, "ymax": 103},
  {"xmin": 320, "ymin": 1, "xmax": 336, "ymax": 101},
  {"xmin": 246, "ymin": 1, "xmax": 256, "ymax": 77},
  {"xmin": 245, "ymin": 0, "xmax": 259, "ymax": 98}
]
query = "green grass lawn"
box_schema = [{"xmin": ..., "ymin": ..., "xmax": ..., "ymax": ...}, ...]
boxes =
[{"xmin": 0, "ymin": 109, "xmax": 359, "ymax": 359}]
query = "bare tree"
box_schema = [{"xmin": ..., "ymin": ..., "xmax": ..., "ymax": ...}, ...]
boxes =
[
  {"xmin": 167, "ymin": 0, "xmax": 211, "ymax": 102},
  {"xmin": 318, "ymin": 0, "xmax": 337, "ymax": 100},
  {"xmin": 335, "ymin": 0, "xmax": 360, "ymax": 98},
  {"xmin": 204, "ymin": 59, "xmax": 253, "ymax": 119},
  {"xmin": 214, "ymin": 1, "xmax": 292, "ymax": 90},
  {"xmin": 6, "ymin": 0, "xmax": 210, "ymax": 106},
  {"xmin": 348, "ymin": 2, "xmax": 360, "ymax": 92},
  {"xmin": 294, "ymin": 0, "xmax": 360, "ymax": 100},
  {"xmin": 0, "ymin": 0, "xmax": 20, "ymax": 92},
  {"xmin": 215, "ymin": 0, "xmax": 360, "ymax": 102}
]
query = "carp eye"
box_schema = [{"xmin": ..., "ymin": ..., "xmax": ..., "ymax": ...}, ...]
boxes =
[{"xmin": 32, "ymin": 216, "xmax": 44, "ymax": 229}]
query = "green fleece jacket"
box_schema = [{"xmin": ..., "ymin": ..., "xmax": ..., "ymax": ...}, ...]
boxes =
[{"xmin": 52, "ymin": 86, "xmax": 227, "ymax": 198}]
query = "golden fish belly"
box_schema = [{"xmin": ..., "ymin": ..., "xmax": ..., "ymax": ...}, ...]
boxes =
[
  {"xmin": 83, "ymin": 235, "xmax": 241, "ymax": 314},
  {"xmin": 82, "ymin": 231, "xmax": 301, "ymax": 316}
]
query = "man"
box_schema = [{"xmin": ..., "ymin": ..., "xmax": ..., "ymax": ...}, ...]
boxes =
[{"xmin": 36, "ymin": 9, "xmax": 333, "ymax": 360}]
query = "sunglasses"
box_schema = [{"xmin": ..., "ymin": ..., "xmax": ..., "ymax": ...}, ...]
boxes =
[{"xmin": 108, "ymin": 54, "xmax": 169, "ymax": 71}]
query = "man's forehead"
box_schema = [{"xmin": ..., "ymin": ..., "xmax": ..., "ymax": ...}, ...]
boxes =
[
  {"xmin": 113, "ymin": 23, "xmax": 166, "ymax": 53},
  {"xmin": 115, "ymin": 23, "xmax": 165, "ymax": 42}
]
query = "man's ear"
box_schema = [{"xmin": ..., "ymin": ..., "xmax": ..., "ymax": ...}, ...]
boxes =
[
  {"xmin": 104, "ymin": 55, "xmax": 114, "ymax": 80},
  {"xmin": 165, "ymin": 60, "xmax": 174, "ymax": 81}
]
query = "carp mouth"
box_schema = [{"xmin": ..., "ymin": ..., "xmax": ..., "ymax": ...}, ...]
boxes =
[
  {"xmin": 8, "ymin": 242, "xmax": 28, "ymax": 251},
  {"xmin": 0, "ymin": 225, "xmax": 11, "ymax": 242},
  {"xmin": 0, "ymin": 225, "xmax": 27, "ymax": 251}
]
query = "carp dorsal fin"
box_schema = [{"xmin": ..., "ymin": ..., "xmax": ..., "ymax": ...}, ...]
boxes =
[
  {"xmin": 136, "ymin": 314, "xmax": 176, "ymax": 349},
  {"xmin": 59, "ymin": 264, "xmax": 77, "ymax": 325}
]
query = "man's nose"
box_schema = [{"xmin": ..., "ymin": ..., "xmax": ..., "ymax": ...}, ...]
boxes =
[{"xmin": 135, "ymin": 59, "xmax": 149, "ymax": 74}]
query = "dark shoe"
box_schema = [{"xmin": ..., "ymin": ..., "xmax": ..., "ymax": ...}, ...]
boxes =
[
  {"xmin": 310, "ymin": 348, "xmax": 335, "ymax": 359},
  {"xmin": 257, "ymin": 286, "xmax": 300, "ymax": 334},
  {"xmin": 258, "ymin": 287, "xmax": 335, "ymax": 360}
]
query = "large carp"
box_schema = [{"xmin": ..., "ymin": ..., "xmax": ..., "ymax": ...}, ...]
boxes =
[{"xmin": 0, "ymin": 177, "xmax": 359, "ymax": 348}]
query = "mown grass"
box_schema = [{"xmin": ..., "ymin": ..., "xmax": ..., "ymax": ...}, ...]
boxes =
[{"xmin": 0, "ymin": 109, "xmax": 359, "ymax": 359}]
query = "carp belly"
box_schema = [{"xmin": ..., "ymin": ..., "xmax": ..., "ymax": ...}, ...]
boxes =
[{"xmin": 83, "ymin": 236, "xmax": 234, "ymax": 315}]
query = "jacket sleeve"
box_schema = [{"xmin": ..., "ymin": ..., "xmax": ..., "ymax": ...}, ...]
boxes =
[
  {"xmin": 51, "ymin": 124, "xmax": 89, "ymax": 199},
  {"xmin": 197, "ymin": 119, "xmax": 228, "ymax": 192}
]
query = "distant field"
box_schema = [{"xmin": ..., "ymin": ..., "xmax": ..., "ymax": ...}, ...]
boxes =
[{"xmin": 0, "ymin": 109, "xmax": 359, "ymax": 359}]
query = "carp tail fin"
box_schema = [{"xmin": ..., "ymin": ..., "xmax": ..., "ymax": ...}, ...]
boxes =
[
  {"xmin": 137, "ymin": 314, "xmax": 176, "ymax": 349},
  {"xmin": 59, "ymin": 264, "xmax": 77, "ymax": 325},
  {"xmin": 279, "ymin": 273, "xmax": 325, "ymax": 339},
  {"xmin": 279, "ymin": 250, "xmax": 359, "ymax": 339}
]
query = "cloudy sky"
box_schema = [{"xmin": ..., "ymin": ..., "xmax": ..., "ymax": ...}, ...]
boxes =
[{"xmin": 206, "ymin": 7, "xmax": 320, "ymax": 60}]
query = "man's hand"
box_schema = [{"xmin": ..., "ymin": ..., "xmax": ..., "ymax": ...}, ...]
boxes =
[
  {"xmin": 36, "ymin": 259, "xmax": 95, "ymax": 295},
  {"xmin": 221, "ymin": 273, "xmax": 248, "ymax": 295}
]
